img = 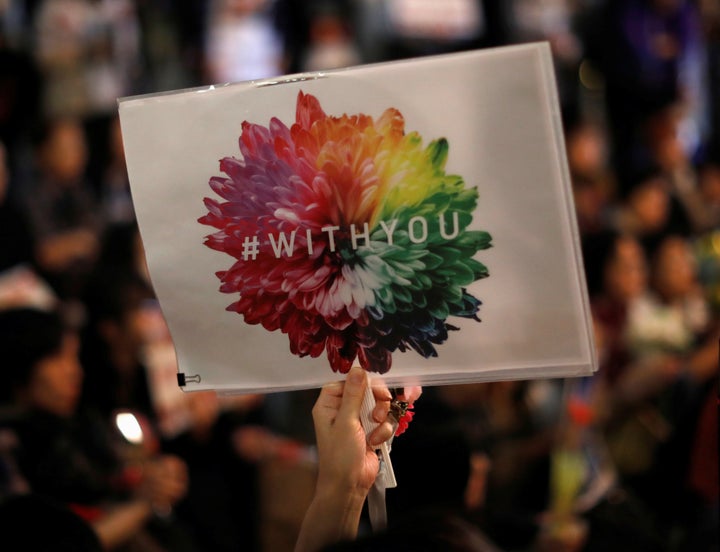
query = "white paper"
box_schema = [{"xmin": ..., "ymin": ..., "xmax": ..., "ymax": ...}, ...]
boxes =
[{"xmin": 119, "ymin": 43, "xmax": 596, "ymax": 393}]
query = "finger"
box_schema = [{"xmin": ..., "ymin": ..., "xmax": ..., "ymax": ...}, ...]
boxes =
[
  {"xmin": 371, "ymin": 379, "xmax": 392, "ymax": 402},
  {"xmin": 313, "ymin": 382, "xmax": 344, "ymax": 411},
  {"xmin": 312, "ymin": 382, "xmax": 344, "ymax": 425},
  {"xmin": 320, "ymin": 380, "xmax": 345, "ymax": 398},
  {"xmin": 370, "ymin": 379, "xmax": 391, "ymax": 422},
  {"xmin": 372, "ymin": 403, "xmax": 389, "ymax": 423},
  {"xmin": 368, "ymin": 420, "xmax": 394, "ymax": 447},
  {"xmin": 336, "ymin": 366, "xmax": 367, "ymax": 425},
  {"xmin": 399, "ymin": 385, "xmax": 423, "ymax": 403}
]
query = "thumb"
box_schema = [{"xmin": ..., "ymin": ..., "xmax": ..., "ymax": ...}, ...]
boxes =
[{"xmin": 337, "ymin": 366, "xmax": 367, "ymax": 425}]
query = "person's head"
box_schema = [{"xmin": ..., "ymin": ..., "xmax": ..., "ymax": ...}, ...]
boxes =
[
  {"xmin": 0, "ymin": 494, "xmax": 102, "ymax": 552},
  {"xmin": 572, "ymin": 176, "xmax": 611, "ymax": 233},
  {"xmin": 582, "ymin": 232, "xmax": 650, "ymax": 304},
  {"xmin": 627, "ymin": 174, "xmax": 671, "ymax": 234},
  {"xmin": 645, "ymin": 105, "xmax": 689, "ymax": 172},
  {"xmin": 0, "ymin": 308, "xmax": 82, "ymax": 417},
  {"xmin": 95, "ymin": 223, "xmax": 145, "ymax": 277},
  {"xmin": 83, "ymin": 272, "xmax": 154, "ymax": 360},
  {"xmin": 604, "ymin": 235, "xmax": 648, "ymax": 302},
  {"xmin": 36, "ymin": 118, "xmax": 88, "ymax": 184},
  {"xmin": 566, "ymin": 121, "xmax": 609, "ymax": 179},
  {"xmin": 651, "ymin": 235, "xmax": 697, "ymax": 302}
]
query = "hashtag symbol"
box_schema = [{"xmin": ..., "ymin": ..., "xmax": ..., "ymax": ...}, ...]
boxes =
[{"xmin": 241, "ymin": 235, "xmax": 260, "ymax": 261}]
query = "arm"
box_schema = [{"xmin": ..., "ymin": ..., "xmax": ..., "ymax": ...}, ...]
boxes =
[
  {"xmin": 94, "ymin": 455, "xmax": 188, "ymax": 550},
  {"xmin": 92, "ymin": 499, "xmax": 153, "ymax": 550},
  {"xmin": 295, "ymin": 367, "xmax": 394, "ymax": 552}
]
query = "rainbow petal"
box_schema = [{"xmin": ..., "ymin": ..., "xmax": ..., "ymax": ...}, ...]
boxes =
[{"xmin": 199, "ymin": 92, "xmax": 492, "ymax": 373}]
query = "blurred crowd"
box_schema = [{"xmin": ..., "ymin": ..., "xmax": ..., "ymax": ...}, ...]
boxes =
[{"xmin": 0, "ymin": 0, "xmax": 718, "ymax": 551}]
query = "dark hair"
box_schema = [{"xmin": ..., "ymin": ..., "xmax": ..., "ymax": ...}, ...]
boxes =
[
  {"xmin": 0, "ymin": 308, "xmax": 65, "ymax": 398},
  {"xmin": 322, "ymin": 512, "xmax": 503, "ymax": 552},
  {"xmin": 580, "ymin": 230, "xmax": 643, "ymax": 299},
  {"xmin": 95, "ymin": 222, "xmax": 141, "ymax": 276},
  {"xmin": 0, "ymin": 494, "xmax": 102, "ymax": 551}
]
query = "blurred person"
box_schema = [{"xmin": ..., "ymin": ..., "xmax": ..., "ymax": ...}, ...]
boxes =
[
  {"xmin": 83, "ymin": 225, "xmax": 266, "ymax": 551},
  {"xmin": 626, "ymin": 235, "xmax": 711, "ymax": 362},
  {"xmin": 566, "ymin": 120, "xmax": 613, "ymax": 182},
  {"xmin": 32, "ymin": 0, "xmax": 141, "ymax": 119},
  {"xmin": 0, "ymin": 139, "xmax": 56, "ymax": 312},
  {"xmin": 352, "ymin": 0, "xmax": 507, "ymax": 63},
  {"xmin": 609, "ymin": 169, "xmax": 692, "ymax": 252},
  {"xmin": 32, "ymin": 0, "xmax": 141, "ymax": 190},
  {"xmin": 509, "ymin": 0, "xmax": 583, "ymax": 123},
  {"xmin": 581, "ymin": 0, "xmax": 707, "ymax": 191},
  {"xmin": 432, "ymin": 379, "xmax": 562, "ymax": 551},
  {"xmin": 584, "ymin": 231, "xmax": 654, "ymax": 389},
  {"xmin": 0, "ymin": 14, "xmax": 42, "ymax": 178},
  {"xmin": 626, "ymin": 235, "xmax": 719, "ymax": 548},
  {"xmin": 271, "ymin": 0, "xmax": 314, "ymax": 72},
  {"xmin": 625, "ymin": 234, "xmax": 718, "ymax": 393},
  {"xmin": 584, "ymin": 233, "xmax": 648, "ymax": 335},
  {"xmin": 21, "ymin": 117, "xmax": 101, "ymax": 299},
  {"xmin": 78, "ymin": 223, "xmax": 155, "ymax": 426},
  {"xmin": 99, "ymin": 116, "xmax": 134, "ymax": 224},
  {"xmin": 90, "ymin": 222, "xmax": 150, "ymax": 287},
  {"xmin": 600, "ymin": 234, "xmax": 718, "ymax": 535},
  {"xmin": 204, "ymin": 0, "xmax": 283, "ymax": 84},
  {"xmin": 80, "ymin": 270, "xmax": 156, "ymax": 426},
  {"xmin": 611, "ymin": 175, "xmax": 671, "ymax": 238},
  {"xmin": 573, "ymin": 175, "xmax": 613, "ymax": 236},
  {"xmin": 0, "ymin": 494, "xmax": 103, "ymax": 552},
  {"xmin": 583, "ymin": 231, "xmax": 652, "ymax": 424},
  {"xmin": 301, "ymin": 7, "xmax": 361, "ymax": 72},
  {"xmin": 566, "ymin": 120, "xmax": 616, "ymax": 235},
  {"xmin": 550, "ymin": 379, "xmax": 668, "ymax": 552},
  {"xmin": 382, "ymin": 388, "xmax": 490, "ymax": 519},
  {"xmin": 0, "ymin": 140, "xmax": 35, "ymax": 272},
  {"xmin": 642, "ymin": 104, "xmax": 719, "ymax": 233},
  {"xmin": 0, "ymin": 307, "xmax": 196, "ymax": 551}
]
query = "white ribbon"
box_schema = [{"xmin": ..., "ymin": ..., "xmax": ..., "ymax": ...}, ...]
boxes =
[{"xmin": 359, "ymin": 383, "xmax": 397, "ymax": 531}]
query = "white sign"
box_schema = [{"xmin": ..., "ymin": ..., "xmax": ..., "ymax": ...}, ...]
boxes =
[{"xmin": 119, "ymin": 43, "xmax": 596, "ymax": 393}]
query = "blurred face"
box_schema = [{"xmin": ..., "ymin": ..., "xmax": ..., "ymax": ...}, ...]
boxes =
[
  {"xmin": 653, "ymin": 237, "xmax": 696, "ymax": 301},
  {"xmin": 604, "ymin": 237, "xmax": 648, "ymax": 302},
  {"xmin": 41, "ymin": 121, "xmax": 88, "ymax": 183},
  {"xmin": 25, "ymin": 334, "xmax": 83, "ymax": 417},
  {"xmin": 630, "ymin": 180, "xmax": 669, "ymax": 232},
  {"xmin": 567, "ymin": 125, "xmax": 607, "ymax": 177}
]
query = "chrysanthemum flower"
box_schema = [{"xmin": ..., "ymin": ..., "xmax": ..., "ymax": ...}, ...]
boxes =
[{"xmin": 199, "ymin": 91, "xmax": 491, "ymax": 373}]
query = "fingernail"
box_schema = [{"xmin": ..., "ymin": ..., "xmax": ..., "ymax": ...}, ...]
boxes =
[{"xmin": 348, "ymin": 367, "xmax": 365, "ymax": 385}]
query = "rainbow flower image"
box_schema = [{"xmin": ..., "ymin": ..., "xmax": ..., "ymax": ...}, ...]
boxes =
[{"xmin": 198, "ymin": 91, "xmax": 492, "ymax": 374}]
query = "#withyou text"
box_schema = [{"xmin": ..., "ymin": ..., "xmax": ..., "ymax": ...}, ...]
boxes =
[{"xmin": 237, "ymin": 212, "xmax": 463, "ymax": 261}]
